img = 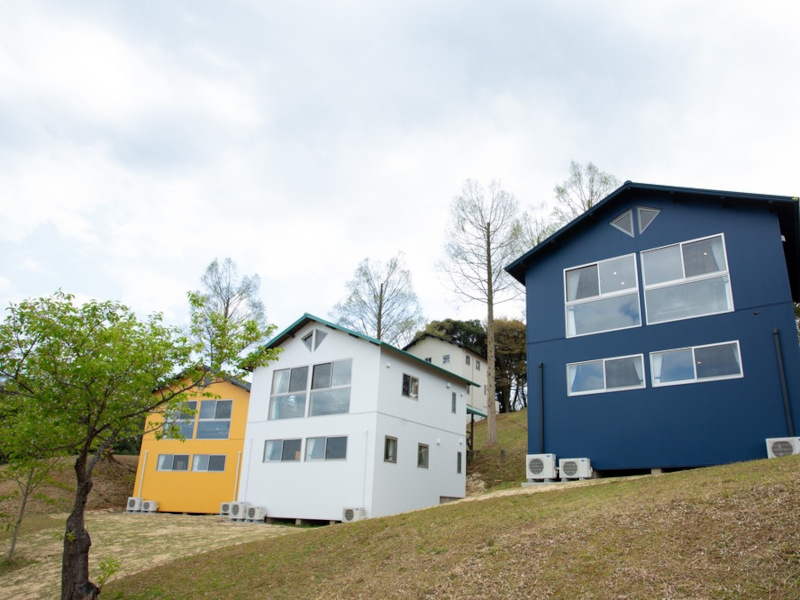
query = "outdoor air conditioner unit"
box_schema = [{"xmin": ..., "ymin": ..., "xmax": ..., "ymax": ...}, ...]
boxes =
[
  {"xmin": 342, "ymin": 507, "xmax": 366, "ymax": 523},
  {"xmin": 766, "ymin": 437, "xmax": 800, "ymax": 458},
  {"xmin": 141, "ymin": 500, "xmax": 159, "ymax": 513},
  {"xmin": 220, "ymin": 502, "xmax": 232, "ymax": 516},
  {"xmin": 246, "ymin": 506, "xmax": 268, "ymax": 522},
  {"xmin": 228, "ymin": 501, "xmax": 250, "ymax": 521},
  {"xmin": 559, "ymin": 458, "xmax": 592, "ymax": 480},
  {"xmin": 526, "ymin": 454, "xmax": 558, "ymax": 481},
  {"xmin": 126, "ymin": 497, "xmax": 143, "ymax": 512}
]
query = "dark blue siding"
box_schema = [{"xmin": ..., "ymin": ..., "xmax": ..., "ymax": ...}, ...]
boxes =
[{"xmin": 524, "ymin": 193, "xmax": 800, "ymax": 470}]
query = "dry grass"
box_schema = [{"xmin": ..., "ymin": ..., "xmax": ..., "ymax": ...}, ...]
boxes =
[{"xmin": 103, "ymin": 455, "xmax": 800, "ymax": 600}]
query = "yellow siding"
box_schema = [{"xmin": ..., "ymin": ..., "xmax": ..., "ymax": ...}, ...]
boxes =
[{"xmin": 131, "ymin": 380, "xmax": 250, "ymax": 514}]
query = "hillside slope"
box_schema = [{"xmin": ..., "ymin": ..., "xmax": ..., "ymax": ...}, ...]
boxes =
[{"xmin": 106, "ymin": 455, "xmax": 800, "ymax": 599}]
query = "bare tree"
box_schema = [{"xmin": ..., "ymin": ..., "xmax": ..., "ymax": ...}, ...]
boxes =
[
  {"xmin": 438, "ymin": 179, "xmax": 524, "ymax": 446},
  {"xmin": 331, "ymin": 253, "xmax": 424, "ymax": 347},
  {"xmin": 552, "ymin": 160, "xmax": 621, "ymax": 226}
]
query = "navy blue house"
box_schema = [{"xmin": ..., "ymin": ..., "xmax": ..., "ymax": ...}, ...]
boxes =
[{"xmin": 506, "ymin": 182, "xmax": 800, "ymax": 472}]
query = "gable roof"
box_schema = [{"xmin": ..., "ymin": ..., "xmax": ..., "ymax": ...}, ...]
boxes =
[
  {"xmin": 264, "ymin": 314, "xmax": 478, "ymax": 388},
  {"xmin": 506, "ymin": 181, "xmax": 800, "ymax": 299},
  {"xmin": 403, "ymin": 332, "xmax": 487, "ymax": 360}
]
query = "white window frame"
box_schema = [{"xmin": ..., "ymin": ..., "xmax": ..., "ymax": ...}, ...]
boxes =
[
  {"xmin": 263, "ymin": 439, "xmax": 302, "ymax": 462},
  {"xmin": 305, "ymin": 435, "xmax": 348, "ymax": 461},
  {"xmin": 196, "ymin": 399, "xmax": 233, "ymax": 440},
  {"xmin": 650, "ymin": 340, "xmax": 743, "ymax": 387},
  {"xmin": 156, "ymin": 454, "xmax": 190, "ymax": 471},
  {"xmin": 642, "ymin": 233, "xmax": 734, "ymax": 326},
  {"xmin": 309, "ymin": 359, "xmax": 352, "ymax": 417},
  {"xmin": 564, "ymin": 253, "xmax": 641, "ymax": 338},
  {"xmin": 566, "ymin": 354, "xmax": 646, "ymax": 396},
  {"xmin": 191, "ymin": 454, "xmax": 226, "ymax": 472},
  {"xmin": 402, "ymin": 373, "xmax": 419, "ymax": 399},
  {"xmin": 162, "ymin": 400, "xmax": 196, "ymax": 439}
]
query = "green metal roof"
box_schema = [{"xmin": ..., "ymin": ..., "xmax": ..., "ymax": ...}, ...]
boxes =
[
  {"xmin": 467, "ymin": 405, "xmax": 488, "ymax": 418},
  {"xmin": 264, "ymin": 313, "xmax": 479, "ymax": 389}
]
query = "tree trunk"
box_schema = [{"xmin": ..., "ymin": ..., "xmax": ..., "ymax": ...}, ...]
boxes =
[
  {"xmin": 485, "ymin": 223, "xmax": 498, "ymax": 446},
  {"xmin": 61, "ymin": 454, "xmax": 98, "ymax": 600},
  {"xmin": 7, "ymin": 467, "xmax": 34, "ymax": 563}
]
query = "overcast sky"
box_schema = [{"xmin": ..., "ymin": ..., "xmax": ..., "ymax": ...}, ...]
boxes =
[{"xmin": 2, "ymin": 1, "xmax": 799, "ymax": 334}]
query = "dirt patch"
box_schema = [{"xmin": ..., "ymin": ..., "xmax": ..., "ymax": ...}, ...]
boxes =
[{"xmin": 0, "ymin": 510, "xmax": 299, "ymax": 600}]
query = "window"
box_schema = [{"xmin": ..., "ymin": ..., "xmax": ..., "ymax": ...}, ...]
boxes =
[
  {"xmin": 642, "ymin": 234, "xmax": 733, "ymax": 325},
  {"xmin": 384, "ymin": 436, "xmax": 397, "ymax": 463},
  {"xmin": 610, "ymin": 210, "xmax": 634, "ymax": 237},
  {"xmin": 263, "ymin": 439, "xmax": 302, "ymax": 462},
  {"xmin": 466, "ymin": 356, "xmax": 471, "ymax": 366},
  {"xmin": 565, "ymin": 254, "xmax": 641, "ymax": 337},
  {"xmin": 196, "ymin": 400, "xmax": 232, "ymax": 439},
  {"xmin": 417, "ymin": 444, "xmax": 429, "ymax": 468},
  {"xmin": 162, "ymin": 401, "xmax": 196, "ymax": 439},
  {"xmin": 302, "ymin": 329, "xmax": 328, "ymax": 351},
  {"xmin": 425, "ymin": 357, "xmax": 432, "ymax": 362},
  {"xmin": 451, "ymin": 392, "xmax": 457, "ymax": 414},
  {"xmin": 638, "ymin": 207, "xmax": 660, "ymax": 234},
  {"xmin": 306, "ymin": 436, "xmax": 348, "ymax": 460},
  {"xmin": 476, "ymin": 360, "xmax": 480, "ymax": 371},
  {"xmin": 269, "ymin": 366, "xmax": 309, "ymax": 419},
  {"xmin": 567, "ymin": 354, "xmax": 645, "ymax": 396},
  {"xmin": 457, "ymin": 451, "xmax": 462, "ymax": 474},
  {"xmin": 156, "ymin": 454, "xmax": 189, "ymax": 471},
  {"xmin": 402, "ymin": 374, "xmax": 419, "ymax": 399},
  {"xmin": 443, "ymin": 354, "xmax": 451, "ymax": 364},
  {"xmin": 192, "ymin": 454, "xmax": 226, "ymax": 472},
  {"xmin": 310, "ymin": 359, "xmax": 352, "ymax": 416},
  {"xmin": 651, "ymin": 341, "xmax": 742, "ymax": 387}
]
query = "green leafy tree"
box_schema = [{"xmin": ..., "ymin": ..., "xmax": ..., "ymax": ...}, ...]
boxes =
[
  {"xmin": 331, "ymin": 253, "xmax": 424, "ymax": 347},
  {"xmin": 0, "ymin": 290, "xmax": 277, "ymax": 599},
  {"xmin": 413, "ymin": 319, "xmax": 487, "ymax": 356},
  {"xmin": 494, "ymin": 317, "xmax": 527, "ymax": 413},
  {"xmin": 438, "ymin": 179, "xmax": 525, "ymax": 446},
  {"xmin": 551, "ymin": 160, "xmax": 621, "ymax": 226}
]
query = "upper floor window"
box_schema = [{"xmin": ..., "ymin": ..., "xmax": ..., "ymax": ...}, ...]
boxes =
[
  {"xmin": 269, "ymin": 366, "xmax": 309, "ymax": 420},
  {"xmin": 302, "ymin": 328, "xmax": 328, "ymax": 351},
  {"xmin": 196, "ymin": 400, "xmax": 232, "ymax": 439},
  {"xmin": 192, "ymin": 454, "xmax": 226, "ymax": 472},
  {"xmin": 264, "ymin": 438, "xmax": 301, "ymax": 462},
  {"xmin": 476, "ymin": 360, "xmax": 481, "ymax": 371},
  {"xmin": 163, "ymin": 401, "xmax": 196, "ymax": 439},
  {"xmin": 157, "ymin": 454, "xmax": 189, "ymax": 471},
  {"xmin": 306, "ymin": 435, "xmax": 348, "ymax": 460},
  {"xmin": 465, "ymin": 356, "xmax": 471, "ymax": 366},
  {"xmin": 642, "ymin": 234, "xmax": 733, "ymax": 325},
  {"xmin": 443, "ymin": 354, "xmax": 451, "ymax": 364},
  {"xmin": 417, "ymin": 444, "xmax": 429, "ymax": 468},
  {"xmin": 451, "ymin": 392, "xmax": 457, "ymax": 413},
  {"xmin": 384, "ymin": 436, "xmax": 398, "ymax": 463},
  {"xmin": 651, "ymin": 341, "xmax": 742, "ymax": 387},
  {"xmin": 402, "ymin": 374, "xmax": 419, "ymax": 399},
  {"xmin": 567, "ymin": 354, "xmax": 645, "ymax": 396},
  {"xmin": 565, "ymin": 254, "xmax": 641, "ymax": 337},
  {"xmin": 310, "ymin": 359, "xmax": 352, "ymax": 416}
]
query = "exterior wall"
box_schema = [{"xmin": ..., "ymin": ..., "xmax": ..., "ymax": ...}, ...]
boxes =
[
  {"xmin": 239, "ymin": 321, "xmax": 468, "ymax": 521},
  {"xmin": 405, "ymin": 336, "xmax": 488, "ymax": 416},
  {"xmin": 524, "ymin": 193, "xmax": 800, "ymax": 470},
  {"xmin": 132, "ymin": 380, "xmax": 249, "ymax": 514}
]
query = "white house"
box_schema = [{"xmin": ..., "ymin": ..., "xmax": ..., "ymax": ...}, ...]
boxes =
[
  {"xmin": 237, "ymin": 314, "xmax": 476, "ymax": 522},
  {"xmin": 403, "ymin": 333, "xmax": 489, "ymax": 418}
]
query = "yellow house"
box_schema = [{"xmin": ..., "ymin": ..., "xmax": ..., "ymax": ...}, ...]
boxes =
[{"xmin": 131, "ymin": 378, "xmax": 250, "ymax": 514}]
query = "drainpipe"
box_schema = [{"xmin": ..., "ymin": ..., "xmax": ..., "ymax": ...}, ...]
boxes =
[
  {"xmin": 136, "ymin": 450, "xmax": 148, "ymax": 498},
  {"xmin": 773, "ymin": 329, "xmax": 796, "ymax": 436},
  {"xmin": 538, "ymin": 362, "xmax": 545, "ymax": 454},
  {"xmin": 361, "ymin": 429, "xmax": 369, "ymax": 510},
  {"xmin": 233, "ymin": 449, "xmax": 243, "ymax": 501}
]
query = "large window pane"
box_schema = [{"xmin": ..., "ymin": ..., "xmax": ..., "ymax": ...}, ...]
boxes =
[
  {"xmin": 312, "ymin": 363, "xmax": 332, "ymax": 389},
  {"xmin": 282, "ymin": 439, "xmax": 301, "ymax": 461},
  {"xmin": 264, "ymin": 440, "xmax": 282, "ymax": 462},
  {"xmin": 695, "ymin": 343, "xmax": 741, "ymax": 379},
  {"xmin": 325, "ymin": 436, "xmax": 347, "ymax": 459},
  {"xmin": 605, "ymin": 356, "xmax": 644, "ymax": 389},
  {"xmin": 208, "ymin": 455, "xmax": 226, "ymax": 471},
  {"xmin": 642, "ymin": 245, "xmax": 683, "ymax": 285},
  {"xmin": 269, "ymin": 394, "xmax": 307, "ymax": 419},
  {"xmin": 196, "ymin": 420, "xmax": 231, "ymax": 439},
  {"xmin": 331, "ymin": 359, "xmax": 352, "ymax": 386},
  {"xmin": 599, "ymin": 256, "xmax": 637, "ymax": 294},
  {"xmin": 310, "ymin": 388, "xmax": 350, "ymax": 416},
  {"xmin": 289, "ymin": 367, "xmax": 309, "ymax": 392},
  {"xmin": 566, "ymin": 265, "xmax": 599, "ymax": 301},
  {"xmin": 272, "ymin": 369, "xmax": 291, "ymax": 394},
  {"xmin": 306, "ymin": 437, "xmax": 325, "ymax": 460},
  {"xmin": 567, "ymin": 361, "xmax": 604, "ymax": 394},
  {"xmin": 653, "ymin": 348, "xmax": 695, "ymax": 384},
  {"xmin": 567, "ymin": 292, "xmax": 641, "ymax": 336},
  {"xmin": 645, "ymin": 276, "xmax": 731, "ymax": 324},
  {"xmin": 172, "ymin": 455, "xmax": 189, "ymax": 471},
  {"xmin": 683, "ymin": 237, "xmax": 726, "ymax": 277},
  {"xmin": 214, "ymin": 400, "xmax": 232, "ymax": 419}
]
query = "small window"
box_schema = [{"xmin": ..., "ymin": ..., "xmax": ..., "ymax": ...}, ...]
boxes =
[
  {"xmin": 638, "ymin": 206, "xmax": 660, "ymax": 234},
  {"xmin": 610, "ymin": 210, "xmax": 634, "ymax": 237},
  {"xmin": 402, "ymin": 374, "xmax": 419, "ymax": 399},
  {"xmin": 156, "ymin": 454, "xmax": 190, "ymax": 471},
  {"xmin": 451, "ymin": 392, "xmax": 457, "ymax": 414},
  {"xmin": 302, "ymin": 332, "xmax": 313, "ymax": 351},
  {"xmin": 192, "ymin": 454, "xmax": 226, "ymax": 472},
  {"xmin": 466, "ymin": 356, "xmax": 471, "ymax": 366},
  {"xmin": 417, "ymin": 444, "xmax": 429, "ymax": 469},
  {"xmin": 425, "ymin": 357, "xmax": 432, "ymax": 363},
  {"xmin": 384, "ymin": 436, "xmax": 398, "ymax": 463},
  {"xmin": 567, "ymin": 354, "xmax": 645, "ymax": 396},
  {"xmin": 476, "ymin": 361, "xmax": 481, "ymax": 371},
  {"xmin": 302, "ymin": 329, "xmax": 328, "ymax": 351},
  {"xmin": 457, "ymin": 451, "xmax": 462, "ymax": 474},
  {"xmin": 651, "ymin": 341, "xmax": 742, "ymax": 387},
  {"xmin": 263, "ymin": 439, "xmax": 301, "ymax": 462},
  {"xmin": 443, "ymin": 354, "xmax": 451, "ymax": 364},
  {"xmin": 306, "ymin": 436, "xmax": 348, "ymax": 460},
  {"xmin": 196, "ymin": 400, "xmax": 232, "ymax": 439}
]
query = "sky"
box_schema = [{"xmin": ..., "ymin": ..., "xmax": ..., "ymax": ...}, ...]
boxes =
[{"xmin": 2, "ymin": 0, "xmax": 800, "ymax": 335}]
